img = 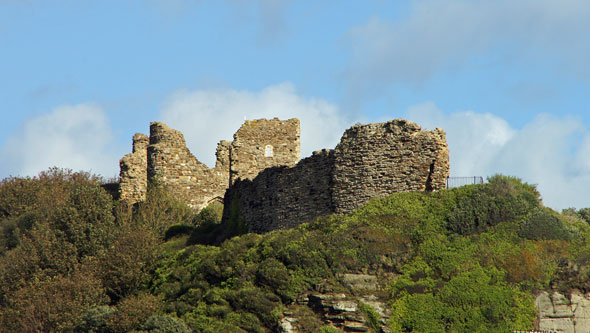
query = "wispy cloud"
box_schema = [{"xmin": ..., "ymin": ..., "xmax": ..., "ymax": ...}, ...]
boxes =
[
  {"xmin": 406, "ymin": 102, "xmax": 590, "ymax": 210},
  {"xmin": 158, "ymin": 82, "xmax": 350, "ymax": 167},
  {"xmin": 346, "ymin": 0, "xmax": 590, "ymax": 103},
  {"xmin": 0, "ymin": 103, "xmax": 120, "ymax": 178}
]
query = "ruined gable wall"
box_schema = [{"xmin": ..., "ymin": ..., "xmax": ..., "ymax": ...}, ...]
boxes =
[
  {"xmin": 223, "ymin": 119, "xmax": 450, "ymax": 233},
  {"xmin": 118, "ymin": 118, "xmax": 300, "ymax": 210},
  {"xmin": 224, "ymin": 149, "xmax": 335, "ymax": 233},
  {"xmin": 331, "ymin": 119, "xmax": 449, "ymax": 213},
  {"xmin": 119, "ymin": 133, "xmax": 149, "ymax": 204},
  {"xmin": 230, "ymin": 118, "xmax": 300, "ymax": 185},
  {"xmin": 147, "ymin": 122, "xmax": 229, "ymax": 210}
]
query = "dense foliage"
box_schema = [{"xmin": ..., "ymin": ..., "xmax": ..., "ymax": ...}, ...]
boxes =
[{"xmin": 1, "ymin": 169, "xmax": 589, "ymax": 332}]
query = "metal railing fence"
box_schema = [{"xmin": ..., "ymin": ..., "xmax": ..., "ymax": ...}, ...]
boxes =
[{"xmin": 446, "ymin": 176, "xmax": 484, "ymax": 189}]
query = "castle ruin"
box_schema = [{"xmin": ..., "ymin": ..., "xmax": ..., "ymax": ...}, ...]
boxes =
[
  {"xmin": 119, "ymin": 118, "xmax": 300, "ymax": 211},
  {"xmin": 119, "ymin": 118, "xmax": 450, "ymax": 233},
  {"xmin": 223, "ymin": 119, "xmax": 450, "ymax": 233}
]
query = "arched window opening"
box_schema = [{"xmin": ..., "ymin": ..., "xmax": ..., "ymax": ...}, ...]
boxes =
[{"xmin": 265, "ymin": 145, "xmax": 273, "ymax": 157}]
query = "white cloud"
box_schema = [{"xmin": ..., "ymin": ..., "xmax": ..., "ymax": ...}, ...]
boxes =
[
  {"xmin": 158, "ymin": 82, "xmax": 349, "ymax": 167},
  {"xmin": 346, "ymin": 0, "xmax": 590, "ymax": 97},
  {"xmin": 406, "ymin": 102, "xmax": 590, "ymax": 210},
  {"xmin": 0, "ymin": 104, "xmax": 120, "ymax": 178}
]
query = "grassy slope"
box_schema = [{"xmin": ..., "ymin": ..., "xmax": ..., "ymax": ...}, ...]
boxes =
[
  {"xmin": 2, "ymin": 171, "xmax": 590, "ymax": 332},
  {"xmin": 149, "ymin": 175, "xmax": 590, "ymax": 332}
]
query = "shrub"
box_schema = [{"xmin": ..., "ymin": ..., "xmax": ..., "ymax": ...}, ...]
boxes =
[
  {"xmin": 446, "ymin": 175, "xmax": 539, "ymax": 235},
  {"xmin": 193, "ymin": 203, "xmax": 223, "ymax": 226},
  {"xmin": 358, "ymin": 301, "xmax": 381, "ymax": 332},
  {"xmin": 0, "ymin": 270, "xmax": 108, "ymax": 332},
  {"xmin": 519, "ymin": 207, "xmax": 573, "ymax": 240},
  {"xmin": 99, "ymin": 225, "xmax": 159, "ymax": 302},
  {"xmin": 107, "ymin": 293, "xmax": 163, "ymax": 332},
  {"xmin": 140, "ymin": 315, "xmax": 191, "ymax": 333},
  {"xmin": 165, "ymin": 224, "xmax": 195, "ymax": 241},
  {"xmin": 134, "ymin": 183, "xmax": 195, "ymax": 237}
]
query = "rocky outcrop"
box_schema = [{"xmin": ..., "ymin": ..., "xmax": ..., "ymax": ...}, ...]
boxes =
[
  {"xmin": 279, "ymin": 273, "xmax": 391, "ymax": 333},
  {"xmin": 536, "ymin": 290, "xmax": 590, "ymax": 332}
]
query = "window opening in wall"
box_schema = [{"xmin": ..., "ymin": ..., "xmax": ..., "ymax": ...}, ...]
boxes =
[{"xmin": 265, "ymin": 145, "xmax": 273, "ymax": 157}]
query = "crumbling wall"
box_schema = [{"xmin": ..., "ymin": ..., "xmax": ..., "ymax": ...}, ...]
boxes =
[
  {"xmin": 119, "ymin": 133, "xmax": 149, "ymax": 204},
  {"xmin": 223, "ymin": 119, "xmax": 450, "ymax": 233},
  {"xmin": 118, "ymin": 119, "xmax": 300, "ymax": 211},
  {"xmin": 230, "ymin": 118, "xmax": 300, "ymax": 185},
  {"xmin": 146, "ymin": 122, "xmax": 229, "ymax": 211},
  {"xmin": 332, "ymin": 119, "xmax": 449, "ymax": 213},
  {"xmin": 225, "ymin": 149, "xmax": 334, "ymax": 233}
]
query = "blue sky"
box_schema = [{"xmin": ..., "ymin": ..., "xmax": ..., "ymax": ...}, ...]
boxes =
[{"xmin": 1, "ymin": 0, "xmax": 589, "ymax": 210}]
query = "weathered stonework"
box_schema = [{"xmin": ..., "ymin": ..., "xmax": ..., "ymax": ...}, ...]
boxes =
[
  {"xmin": 118, "ymin": 118, "xmax": 300, "ymax": 211},
  {"xmin": 226, "ymin": 149, "xmax": 335, "ymax": 233},
  {"xmin": 332, "ymin": 119, "xmax": 449, "ymax": 213},
  {"xmin": 223, "ymin": 119, "xmax": 450, "ymax": 233},
  {"xmin": 119, "ymin": 133, "xmax": 149, "ymax": 203},
  {"xmin": 229, "ymin": 118, "xmax": 300, "ymax": 184},
  {"xmin": 146, "ymin": 122, "xmax": 230, "ymax": 210}
]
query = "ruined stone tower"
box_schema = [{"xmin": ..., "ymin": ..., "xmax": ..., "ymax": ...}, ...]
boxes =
[
  {"xmin": 118, "ymin": 118, "xmax": 300, "ymax": 211},
  {"xmin": 119, "ymin": 133, "xmax": 149, "ymax": 203}
]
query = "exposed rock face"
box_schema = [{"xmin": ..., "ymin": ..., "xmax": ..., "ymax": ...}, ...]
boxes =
[
  {"xmin": 119, "ymin": 133, "xmax": 149, "ymax": 203},
  {"xmin": 118, "ymin": 118, "xmax": 300, "ymax": 211},
  {"xmin": 536, "ymin": 290, "xmax": 590, "ymax": 333},
  {"xmin": 279, "ymin": 273, "xmax": 391, "ymax": 333},
  {"xmin": 224, "ymin": 119, "xmax": 450, "ymax": 233}
]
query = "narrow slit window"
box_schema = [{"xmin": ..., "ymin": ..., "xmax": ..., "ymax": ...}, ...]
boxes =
[{"xmin": 265, "ymin": 145, "xmax": 273, "ymax": 157}]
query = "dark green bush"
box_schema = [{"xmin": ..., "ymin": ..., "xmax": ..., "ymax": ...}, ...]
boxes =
[
  {"xmin": 193, "ymin": 203, "xmax": 223, "ymax": 226},
  {"xmin": 519, "ymin": 207, "xmax": 573, "ymax": 240},
  {"xmin": 446, "ymin": 175, "xmax": 540, "ymax": 235},
  {"xmin": 165, "ymin": 224, "xmax": 195, "ymax": 241}
]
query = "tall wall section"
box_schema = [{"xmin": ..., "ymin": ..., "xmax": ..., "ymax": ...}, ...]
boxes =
[
  {"xmin": 223, "ymin": 119, "xmax": 450, "ymax": 233},
  {"xmin": 147, "ymin": 122, "xmax": 229, "ymax": 210},
  {"xmin": 119, "ymin": 133, "xmax": 149, "ymax": 203},
  {"xmin": 230, "ymin": 118, "xmax": 300, "ymax": 184},
  {"xmin": 331, "ymin": 119, "xmax": 449, "ymax": 213}
]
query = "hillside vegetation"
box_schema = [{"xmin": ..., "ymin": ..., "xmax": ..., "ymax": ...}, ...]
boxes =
[{"xmin": 1, "ymin": 169, "xmax": 589, "ymax": 332}]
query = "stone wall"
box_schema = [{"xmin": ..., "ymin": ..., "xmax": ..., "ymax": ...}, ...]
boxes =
[
  {"xmin": 224, "ymin": 119, "xmax": 450, "ymax": 233},
  {"xmin": 118, "ymin": 119, "xmax": 300, "ymax": 211},
  {"xmin": 146, "ymin": 122, "xmax": 229, "ymax": 210},
  {"xmin": 229, "ymin": 118, "xmax": 300, "ymax": 184},
  {"xmin": 119, "ymin": 133, "xmax": 149, "ymax": 203},
  {"xmin": 226, "ymin": 149, "xmax": 335, "ymax": 233},
  {"xmin": 332, "ymin": 119, "xmax": 449, "ymax": 213}
]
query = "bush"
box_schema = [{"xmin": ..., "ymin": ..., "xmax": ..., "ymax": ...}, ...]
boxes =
[
  {"xmin": 193, "ymin": 203, "xmax": 223, "ymax": 226},
  {"xmin": 519, "ymin": 207, "xmax": 574, "ymax": 240},
  {"xmin": 0, "ymin": 270, "xmax": 108, "ymax": 332},
  {"xmin": 141, "ymin": 315, "xmax": 191, "ymax": 332},
  {"xmin": 107, "ymin": 293, "xmax": 163, "ymax": 332},
  {"xmin": 134, "ymin": 183, "xmax": 195, "ymax": 237},
  {"xmin": 165, "ymin": 224, "xmax": 195, "ymax": 241},
  {"xmin": 446, "ymin": 175, "xmax": 540, "ymax": 235}
]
